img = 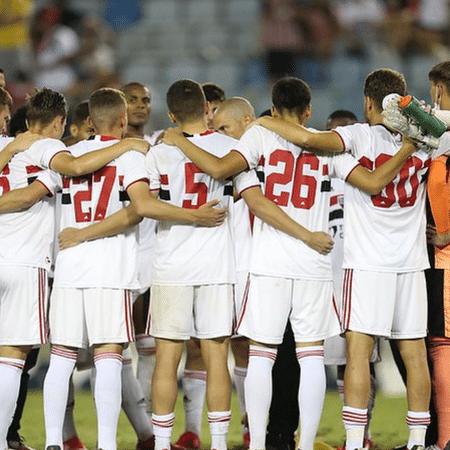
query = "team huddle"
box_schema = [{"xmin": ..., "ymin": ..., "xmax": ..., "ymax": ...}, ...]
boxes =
[{"xmin": 0, "ymin": 62, "xmax": 449, "ymax": 450}]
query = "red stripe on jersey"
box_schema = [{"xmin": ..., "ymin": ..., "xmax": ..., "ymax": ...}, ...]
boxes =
[
  {"xmin": 26, "ymin": 165, "xmax": 42, "ymax": 174},
  {"xmin": 99, "ymin": 135, "xmax": 118, "ymax": 141},
  {"xmin": 200, "ymin": 129, "xmax": 214, "ymax": 136},
  {"xmin": 160, "ymin": 174, "xmax": 169, "ymax": 185},
  {"xmin": 48, "ymin": 150, "xmax": 71, "ymax": 169},
  {"xmin": 1, "ymin": 164, "xmax": 9, "ymax": 175},
  {"xmin": 322, "ymin": 164, "xmax": 329, "ymax": 176},
  {"xmin": 235, "ymin": 273, "xmax": 251, "ymax": 332},
  {"xmin": 125, "ymin": 177, "xmax": 149, "ymax": 191},
  {"xmin": 330, "ymin": 195, "xmax": 339, "ymax": 206},
  {"xmin": 344, "ymin": 163, "xmax": 362, "ymax": 183},
  {"xmin": 35, "ymin": 179, "xmax": 53, "ymax": 197}
]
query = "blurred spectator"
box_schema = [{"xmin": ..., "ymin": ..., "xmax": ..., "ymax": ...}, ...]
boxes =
[
  {"xmin": 333, "ymin": 0, "xmax": 387, "ymax": 58},
  {"xmin": 31, "ymin": 6, "xmax": 80, "ymax": 92},
  {"xmin": 104, "ymin": 0, "xmax": 143, "ymax": 32},
  {"xmin": 0, "ymin": 0, "xmax": 33, "ymax": 79},
  {"xmin": 0, "ymin": 69, "xmax": 5, "ymax": 89},
  {"xmin": 5, "ymin": 70, "xmax": 36, "ymax": 109},
  {"xmin": 261, "ymin": 0, "xmax": 309, "ymax": 82}
]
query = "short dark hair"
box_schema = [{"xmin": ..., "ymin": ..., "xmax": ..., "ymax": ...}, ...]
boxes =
[
  {"xmin": 9, "ymin": 106, "xmax": 28, "ymax": 137},
  {"xmin": 26, "ymin": 88, "xmax": 67, "ymax": 128},
  {"xmin": 272, "ymin": 77, "xmax": 311, "ymax": 119},
  {"xmin": 328, "ymin": 110, "xmax": 357, "ymax": 122},
  {"xmin": 0, "ymin": 68, "xmax": 4, "ymax": 74},
  {"xmin": 364, "ymin": 68, "xmax": 406, "ymax": 112},
  {"xmin": 202, "ymin": 82, "xmax": 225, "ymax": 103},
  {"xmin": 89, "ymin": 88, "xmax": 127, "ymax": 129},
  {"xmin": 429, "ymin": 61, "xmax": 450, "ymax": 93},
  {"xmin": 71, "ymin": 101, "xmax": 90, "ymax": 127},
  {"xmin": 167, "ymin": 79, "xmax": 206, "ymax": 123},
  {"xmin": 0, "ymin": 86, "xmax": 13, "ymax": 109}
]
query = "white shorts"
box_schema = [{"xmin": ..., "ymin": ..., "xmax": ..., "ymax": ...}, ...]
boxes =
[
  {"xmin": 49, "ymin": 287, "xmax": 135, "ymax": 348},
  {"xmin": 341, "ymin": 269, "xmax": 427, "ymax": 339},
  {"xmin": 0, "ymin": 265, "xmax": 48, "ymax": 346},
  {"xmin": 233, "ymin": 271, "xmax": 249, "ymax": 338},
  {"xmin": 236, "ymin": 274, "xmax": 340, "ymax": 345},
  {"xmin": 149, "ymin": 283, "xmax": 233, "ymax": 340},
  {"xmin": 324, "ymin": 334, "xmax": 381, "ymax": 365}
]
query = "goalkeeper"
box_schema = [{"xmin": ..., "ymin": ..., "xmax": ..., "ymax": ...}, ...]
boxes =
[{"xmin": 254, "ymin": 68, "xmax": 434, "ymax": 450}]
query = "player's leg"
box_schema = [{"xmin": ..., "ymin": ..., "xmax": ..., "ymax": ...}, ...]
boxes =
[
  {"xmin": 230, "ymin": 337, "xmax": 250, "ymax": 446},
  {"xmin": 151, "ymin": 338, "xmax": 184, "ymax": 450},
  {"xmin": 121, "ymin": 346, "xmax": 154, "ymax": 447},
  {"xmin": 150, "ymin": 284, "xmax": 195, "ymax": 450},
  {"xmin": 176, "ymin": 338, "xmax": 206, "ymax": 449},
  {"xmin": 291, "ymin": 279, "xmax": 339, "ymax": 450},
  {"xmin": 0, "ymin": 345, "xmax": 32, "ymax": 450},
  {"xmin": 393, "ymin": 271, "xmax": 431, "ymax": 449},
  {"xmin": 396, "ymin": 338, "xmax": 431, "ymax": 449}
]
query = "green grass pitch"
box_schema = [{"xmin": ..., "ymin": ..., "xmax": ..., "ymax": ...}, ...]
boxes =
[{"xmin": 19, "ymin": 390, "xmax": 409, "ymax": 450}]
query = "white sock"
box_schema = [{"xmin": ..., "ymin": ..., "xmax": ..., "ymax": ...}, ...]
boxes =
[
  {"xmin": 336, "ymin": 378, "xmax": 344, "ymax": 403},
  {"xmin": 233, "ymin": 366, "xmax": 248, "ymax": 434},
  {"xmin": 406, "ymin": 411, "xmax": 430, "ymax": 449},
  {"xmin": 121, "ymin": 347, "xmax": 153, "ymax": 440},
  {"xmin": 183, "ymin": 370, "xmax": 207, "ymax": 436},
  {"xmin": 208, "ymin": 410, "xmax": 231, "ymax": 450},
  {"xmin": 136, "ymin": 334, "xmax": 156, "ymax": 416},
  {"xmin": 94, "ymin": 352, "xmax": 123, "ymax": 450},
  {"xmin": 44, "ymin": 347, "xmax": 77, "ymax": 449},
  {"xmin": 245, "ymin": 346, "xmax": 277, "ymax": 450},
  {"xmin": 342, "ymin": 406, "xmax": 367, "ymax": 450},
  {"xmin": 0, "ymin": 357, "xmax": 24, "ymax": 450},
  {"xmin": 296, "ymin": 346, "xmax": 326, "ymax": 450},
  {"xmin": 62, "ymin": 375, "xmax": 78, "ymax": 441},
  {"xmin": 152, "ymin": 412, "xmax": 174, "ymax": 450}
]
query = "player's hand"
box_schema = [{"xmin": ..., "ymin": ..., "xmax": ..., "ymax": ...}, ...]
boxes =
[
  {"xmin": 427, "ymin": 223, "xmax": 450, "ymax": 248},
  {"xmin": 8, "ymin": 131, "xmax": 43, "ymax": 154},
  {"xmin": 58, "ymin": 227, "xmax": 84, "ymax": 250},
  {"xmin": 162, "ymin": 127, "xmax": 184, "ymax": 146},
  {"xmin": 306, "ymin": 231, "xmax": 334, "ymax": 255},
  {"xmin": 193, "ymin": 199, "xmax": 227, "ymax": 227},
  {"xmin": 122, "ymin": 137, "xmax": 150, "ymax": 154}
]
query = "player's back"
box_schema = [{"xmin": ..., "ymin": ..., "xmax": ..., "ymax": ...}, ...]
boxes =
[
  {"xmin": 54, "ymin": 135, "xmax": 147, "ymax": 289},
  {"xmin": 334, "ymin": 122, "xmax": 431, "ymax": 271},
  {"xmin": 0, "ymin": 137, "xmax": 62, "ymax": 270},
  {"xmin": 147, "ymin": 130, "xmax": 236, "ymax": 285},
  {"xmin": 234, "ymin": 125, "xmax": 334, "ymax": 280}
]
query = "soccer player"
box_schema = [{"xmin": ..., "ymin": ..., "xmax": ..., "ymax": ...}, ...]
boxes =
[
  {"xmin": 202, "ymin": 82, "xmax": 226, "ymax": 130},
  {"xmin": 162, "ymin": 75, "xmax": 421, "ymax": 450},
  {"xmin": 62, "ymin": 101, "xmax": 94, "ymax": 147},
  {"xmin": 146, "ymin": 79, "xmax": 237, "ymax": 450},
  {"xmin": 254, "ymin": 70, "xmax": 433, "ymax": 450},
  {"xmin": 43, "ymin": 87, "xmax": 226, "ymax": 450},
  {"xmin": 424, "ymin": 60, "xmax": 450, "ymax": 450}
]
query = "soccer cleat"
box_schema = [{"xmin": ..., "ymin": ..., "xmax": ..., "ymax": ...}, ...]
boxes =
[
  {"xmin": 63, "ymin": 436, "xmax": 87, "ymax": 450},
  {"xmin": 136, "ymin": 436, "xmax": 155, "ymax": 450},
  {"xmin": 425, "ymin": 446, "xmax": 442, "ymax": 450},
  {"xmin": 175, "ymin": 432, "xmax": 200, "ymax": 450},
  {"xmin": 8, "ymin": 440, "xmax": 36, "ymax": 450}
]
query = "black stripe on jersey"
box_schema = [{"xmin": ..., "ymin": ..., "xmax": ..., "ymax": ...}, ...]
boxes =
[
  {"xmin": 27, "ymin": 176, "xmax": 38, "ymax": 185},
  {"xmin": 223, "ymin": 185, "xmax": 233, "ymax": 196},
  {"xmin": 321, "ymin": 180, "xmax": 331, "ymax": 192},
  {"xmin": 61, "ymin": 193, "xmax": 72, "ymax": 204},
  {"xmin": 159, "ymin": 189, "xmax": 171, "ymax": 201},
  {"xmin": 329, "ymin": 209, "xmax": 344, "ymax": 221},
  {"xmin": 256, "ymin": 170, "xmax": 265, "ymax": 183},
  {"xmin": 119, "ymin": 191, "xmax": 130, "ymax": 202}
]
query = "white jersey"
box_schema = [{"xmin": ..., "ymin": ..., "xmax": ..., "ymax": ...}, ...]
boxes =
[
  {"xmin": 54, "ymin": 135, "xmax": 149, "ymax": 289},
  {"xmin": 233, "ymin": 197, "xmax": 252, "ymax": 273},
  {"xmin": 329, "ymin": 178, "xmax": 345, "ymax": 287},
  {"xmin": 146, "ymin": 130, "xmax": 236, "ymax": 285},
  {"xmin": 233, "ymin": 125, "xmax": 359, "ymax": 280},
  {"xmin": 334, "ymin": 123, "xmax": 430, "ymax": 272},
  {"xmin": 0, "ymin": 138, "xmax": 63, "ymax": 269}
]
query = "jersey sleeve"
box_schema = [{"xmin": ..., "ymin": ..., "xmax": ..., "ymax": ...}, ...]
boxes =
[
  {"xmin": 122, "ymin": 151, "xmax": 149, "ymax": 190},
  {"xmin": 333, "ymin": 123, "xmax": 369, "ymax": 158},
  {"xmin": 328, "ymin": 151, "xmax": 361, "ymax": 182},
  {"xmin": 234, "ymin": 169, "xmax": 261, "ymax": 195},
  {"xmin": 40, "ymin": 139, "xmax": 70, "ymax": 169},
  {"xmin": 35, "ymin": 168, "xmax": 63, "ymax": 196},
  {"xmin": 428, "ymin": 156, "xmax": 450, "ymax": 234},
  {"xmin": 232, "ymin": 126, "xmax": 266, "ymax": 170},
  {"xmin": 145, "ymin": 148, "xmax": 161, "ymax": 191}
]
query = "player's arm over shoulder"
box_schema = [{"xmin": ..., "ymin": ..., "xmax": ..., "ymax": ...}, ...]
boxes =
[{"xmin": 0, "ymin": 180, "xmax": 50, "ymax": 213}]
